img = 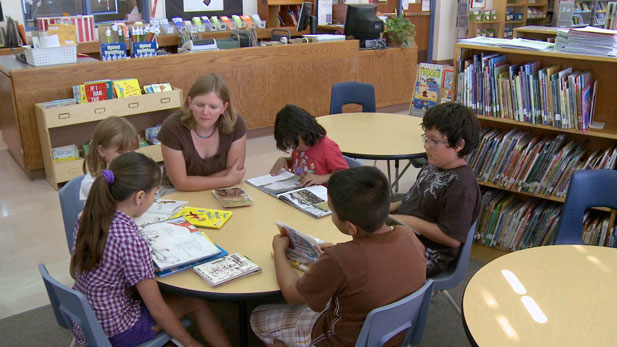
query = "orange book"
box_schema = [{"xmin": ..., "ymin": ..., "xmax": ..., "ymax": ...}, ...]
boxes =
[
  {"xmin": 19, "ymin": 24, "xmax": 27, "ymax": 45},
  {"xmin": 220, "ymin": 16, "xmax": 234, "ymax": 29}
]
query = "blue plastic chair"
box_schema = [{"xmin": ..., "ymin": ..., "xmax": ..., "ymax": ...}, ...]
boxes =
[
  {"xmin": 344, "ymin": 155, "xmax": 363, "ymax": 168},
  {"xmin": 330, "ymin": 82, "xmax": 377, "ymax": 114},
  {"xmin": 555, "ymin": 169, "xmax": 617, "ymax": 245},
  {"xmin": 39, "ymin": 263, "xmax": 188, "ymax": 347},
  {"xmin": 355, "ymin": 279, "xmax": 434, "ymax": 347},
  {"xmin": 59, "ymin": 175, "xmax": 85, "ymax": 253},
  {"xmin": 429, "ymin": 221, "xmax": 476, "ymax": 316}
]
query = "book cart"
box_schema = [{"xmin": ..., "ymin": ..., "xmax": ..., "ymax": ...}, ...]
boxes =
[
  {"xmin": 35, "ymin": 89, "xmax": 183, "ymax": 190},
  {"xmin": 454, "ymin": 42, "xmax": 617, "ymax": 251}
]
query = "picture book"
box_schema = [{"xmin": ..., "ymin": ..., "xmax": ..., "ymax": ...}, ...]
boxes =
[
  {"xmin": 276, "ymin": 222, "xmax": 323, "ymax": 272},
  {"xmin": 112, "ymin": 78, "xmax": 141, "ymax": 98},
  {"xmin": 134, "ymin": 199, "xmax": 188, "ymax": 227},
  {"xmin": 417, "ymin": 63, "xmax": 445, "ymax": 87},
  {"xmin": 212, "ymin": 187, "xmax": 253, "ymax": 208},
  {"xmin": 83, "ymin": 80, "xmax": 113, "ymax": 102},
  {"xmin": 411, "ymin": 81, "xmax": 439, "ymax": 116},
  {"xmin": 193, "ymin": 253, "xmax": 261, "ymax": 287},
  {"xmin": 174, "ymin": 206, "xmax": 232, "ymax": 229},
  {"xmin": 246, "ymin": 172, "xmax": 331, "ymax": 218},
  {"xmin": 156, "ymin": 232, "xmax": 228, "ymax": 277},
  {"xmin": 139, "ymin": 218, "xmax": 222, "ymax": 271}
]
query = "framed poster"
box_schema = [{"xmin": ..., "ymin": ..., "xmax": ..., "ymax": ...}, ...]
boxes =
[
  {"xmin": 184, "ymin": 0, "xmax": 224, "ymax": 12},
  {"xmin": 165, "ymin": 0, "xmax": 241, "ymax": 18},
  {"xmin": 471, "ymin": 0, "xmax": 485, "ymax": 8}
]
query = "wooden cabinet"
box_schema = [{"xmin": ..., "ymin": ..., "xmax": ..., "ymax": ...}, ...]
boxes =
[
  {"xmin": 454, "ymin": 42, "xmax": 617, "ymax": 249},
  {"xmin": 35, "ymin": 89, "xmax": 183, "ymax": 189}
]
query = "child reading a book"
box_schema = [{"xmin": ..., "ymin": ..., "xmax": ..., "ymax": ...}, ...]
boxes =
[
  {"xmin": 157, "ymin": 73, "xmax": 247, "ymax": 195},
  {"xmin": 270, "ymin": 104, "xmax": 348, "ymax": 187},
  {"xmin": 80, "ymin": 116, "xmax": 139, "ymax": 201},
  {"xmin": 71, "ymin": 152, "xmax": 231, "ymax": 347},
  {"xmin": 251, "ymin": 166, "xmax": 426, "ymax": 346},
  {"xmin": 390, "ymin": 102, "xmax": 482, "ymax": 277}
]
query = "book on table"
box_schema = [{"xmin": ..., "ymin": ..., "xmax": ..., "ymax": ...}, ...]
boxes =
[
  {"xmin": 276, "ymin": 222, "xmax": 323, "ymax": 272},
  {"xmin": 193, "ymin": 253, "xmax": 261, "ymax": 287},
  {"xmin": 134, "ymin": 199, "xmax": 188, "ymax": 227},
  {"xmin": 245, "ymin": 172, "xmax": 331, "ymax": 218},
  {"xmin": 174, "ymin": 206, "xmax": 233, "ymax": 229},
  {"xmin": 212, "ymin": 187, "xmax": 253, "ymax": 208},
  {"xmin": 138, "ymin": 217, "xmax": 223, "ymax": 272}
]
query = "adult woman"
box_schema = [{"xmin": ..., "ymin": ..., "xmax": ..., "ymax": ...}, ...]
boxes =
[{"xmin": 157, "ymin": 73, "xmax": 246, "ymax": 193}]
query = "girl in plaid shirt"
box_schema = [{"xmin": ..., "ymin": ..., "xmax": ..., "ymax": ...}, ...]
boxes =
[{"xmin": 71, "ymin": 152, "xmax": 231, "ymax": 347}]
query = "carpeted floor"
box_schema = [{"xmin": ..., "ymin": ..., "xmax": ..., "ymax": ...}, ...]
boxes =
[{"xmin": 0, "ymin": 259, "xmax": 484, "ymax": 346}]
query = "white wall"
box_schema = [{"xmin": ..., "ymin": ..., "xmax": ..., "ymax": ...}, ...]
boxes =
[
  {"xmin": 432, "ymin": 0, "xmax": 457, "ymax": 61},
  {"xmin": 1, "ymin": 0, "xmax": 259, "ymax": 27}
]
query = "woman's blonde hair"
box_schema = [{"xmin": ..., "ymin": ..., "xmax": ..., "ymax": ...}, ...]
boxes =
[
  {"xmin": 180, "ymin": 73, "xmax": 237, "ymax": 134},
  {"xmin": 83, "ymin": 117, "xmax": 139, "ymax": 176}
]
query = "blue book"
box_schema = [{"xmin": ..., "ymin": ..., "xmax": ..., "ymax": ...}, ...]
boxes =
[{"xmin": 156, "ymin": 243, "xmax": 228, "ymax": 278}]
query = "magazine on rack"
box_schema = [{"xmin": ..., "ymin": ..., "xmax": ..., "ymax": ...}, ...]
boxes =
[{"xmin": 245, "ymin": 172, "xmax": 331, "ymax": 218}]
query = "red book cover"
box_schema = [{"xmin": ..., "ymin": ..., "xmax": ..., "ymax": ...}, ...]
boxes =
[{"xmin": 84, "ymin": 82, "xmax": 108, "ymax": 102}]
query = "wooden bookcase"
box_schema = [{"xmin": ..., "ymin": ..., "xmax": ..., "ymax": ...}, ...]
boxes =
[
  {"xmin": 257, "ymin": 0, "xmax": 311, "ymax": 31},
  {"xmin": 467, "ymin": 0, "xmax": 550, "ymax": 39},
  {"xmin": 35, "ymin": 89, "xmax": 183, "ymax": 189},
  {"xmin": 454, "ymin": 42, "xmax": 617, "ymax": 249}
]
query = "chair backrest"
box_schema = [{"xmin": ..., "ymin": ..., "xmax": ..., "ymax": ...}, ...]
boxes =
[
  {"xmin": 430, "ymin": 221, "xmax": 476, "ymax": 291},
  {"xmin": 330, "ymin": 82, "xmax": 377, "ymax": 114},
  {"xmin": 59, "ymin": 175, "xmax": 85, "ymax": 253},
  {"xmin": 344, "ymin": 155, "xmax": 363, "ymax": 169},
  {"xmin": 355, "ymin": 279, "xmax": 434, "ymax": 347},
  {"xmin": 38, "ymin": 263, "xmax": 112, "ymax": 347},
  {"xmin": 555, "ymin": 169, "xmax": 617, "ymax": 245}
]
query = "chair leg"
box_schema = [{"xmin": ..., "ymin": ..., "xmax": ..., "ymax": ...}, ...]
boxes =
[
  {"xmin": 438, "ymin": 290, "xmax": 462, "ymax": 317},
  {"xmin": 69, "ymin": 337, "xmax": 77, "ymax": 347}
]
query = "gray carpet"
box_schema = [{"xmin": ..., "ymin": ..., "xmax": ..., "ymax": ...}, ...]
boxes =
[{"xmin": 0, "ymin": 259, "xmax": 484, "ymax": 346}]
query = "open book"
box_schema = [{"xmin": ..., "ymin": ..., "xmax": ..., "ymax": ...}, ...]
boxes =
[
  {"xmin": 134, "ymin": 199, "xmax": 188, "ymax": 227},
  {"xmin": 276, "ymin": 222, "xmax": 323, "ymax": 272},
  {"xmin": 139, "ymin": 217, "xmax": 222, "ymax": 271},
  {"xmin": 246, "ymin": 172, "xmax": 331, "ymax": 218},
  {"xmin": 193, "ymin": 253, "xmax": 261, "ymax": 287},
  {"xmin": 212, "ymin": 187, "xmax": 253, "ymax": 208}
]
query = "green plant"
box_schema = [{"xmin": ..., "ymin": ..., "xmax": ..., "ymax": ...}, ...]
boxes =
[{"xmin": 384, "ymin": 16, "xmax": 416, "ymax": 48}]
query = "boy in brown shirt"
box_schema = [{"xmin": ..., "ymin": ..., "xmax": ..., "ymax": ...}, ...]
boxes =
[{"xmin": 250, "ymin": 166, "xmax": 426, "ymax": 346}]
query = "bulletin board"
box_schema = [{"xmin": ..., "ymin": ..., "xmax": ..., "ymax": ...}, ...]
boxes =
[{"xmin": 165, "ymin": 0, "xmax": 243, "ymax": 19}]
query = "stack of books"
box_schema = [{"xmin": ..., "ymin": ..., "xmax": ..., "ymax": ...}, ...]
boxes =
[{"xmin": 556, "ymin": 27, "xmax": 617, "ymax": 56}]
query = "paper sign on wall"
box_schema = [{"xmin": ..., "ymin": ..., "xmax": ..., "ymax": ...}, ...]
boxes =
[{"xmin": 184, "ymin": 0, "xmax": 224, "ymax": 12}]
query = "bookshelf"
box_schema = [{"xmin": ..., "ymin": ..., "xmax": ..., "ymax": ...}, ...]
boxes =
[
  {"xmin": 467, "ymin": 0, "xmax": 550, "ymax": 39},
  {"xmin": 257, "ymin": 0, "xmax": 310, "ymax": 30},
  {"xmin": 34, "ymin": 89, "xmax": 183, "ymax": 189},
  {"xmin": 454, "ymin": 42, "xmax": 617, "ymax": 250}
]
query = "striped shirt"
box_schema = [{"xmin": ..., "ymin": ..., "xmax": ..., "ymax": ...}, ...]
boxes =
[{"xmin": 72, "ymin": 211, "xmax": 154, "ymax": 343}]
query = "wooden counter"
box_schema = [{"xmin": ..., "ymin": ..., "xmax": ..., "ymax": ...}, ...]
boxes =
[{"xmin": 0, "ymin": 40, "xmax": 417, "ymax": 175}]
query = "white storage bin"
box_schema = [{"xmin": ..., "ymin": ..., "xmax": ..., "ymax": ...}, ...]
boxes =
[{"xmin": 23, "ymin": 45, "xmax": 77, "ymax": 66}]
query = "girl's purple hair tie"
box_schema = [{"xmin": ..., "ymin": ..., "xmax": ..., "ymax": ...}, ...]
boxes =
[{"xmin": 101, "ymin": 169, "xmax": 115, "ymax": 184}]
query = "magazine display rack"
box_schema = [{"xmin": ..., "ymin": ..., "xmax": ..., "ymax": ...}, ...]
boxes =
[
  {"xmin": 454, "ymin": 42, "xmax": 617, "ymax": 249},
  {"xmin": 35, "ymin": 89, "xmax": 183, "ymax": 189}
]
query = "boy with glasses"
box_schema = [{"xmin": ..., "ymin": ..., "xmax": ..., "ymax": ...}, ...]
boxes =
[{"xmin": 391, "ymin": 102, "xmax": 481, "ymax": 276}]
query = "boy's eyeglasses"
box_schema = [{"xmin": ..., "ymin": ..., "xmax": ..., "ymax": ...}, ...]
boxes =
[{"xmin": 421, "ymin": 134, "xmax": 449, "ymax": 148}]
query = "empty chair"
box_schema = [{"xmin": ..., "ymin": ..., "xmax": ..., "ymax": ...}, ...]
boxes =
[
  {"xmin": 429, "ymin": 221, "xmax": 476, "ymax": 316},
  {"xmin": 330, "ymin": 82, "xmax": 377, "ymax": 114},
  {"xmin": 59, "ymin": 175, "xmax": 85, "ymax": 253},
  {"xmin": 555, "ymin": 169, "xmax": 617, "ymax": 245},
  {"xmin": 38, "ymin": 263, "xmax": 187, "ymax": 347},
  {"xmin": 355, "ymin": 279, "xmax": 434, "ymax": 347}
]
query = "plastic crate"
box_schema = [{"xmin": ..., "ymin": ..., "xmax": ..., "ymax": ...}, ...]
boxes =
[{"xmin": 23, "ymin": 45, "xmax": 77, "ymax": 66}]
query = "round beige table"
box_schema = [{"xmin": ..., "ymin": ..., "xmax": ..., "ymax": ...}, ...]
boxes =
[
  {"xmin": 317, "ymin": 113, "xmax": 425, "ymax": 191},
  {"xmin": 157, "ymin": 183, "xmax": 351, "ymax": 345},
  {"xmin": 462, "ymin": 245, "xmax": 617, "ymax": 346}
]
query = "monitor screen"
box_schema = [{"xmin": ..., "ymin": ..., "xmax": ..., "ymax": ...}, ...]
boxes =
[
  {"xmin": 297, "ymin": 2, "xmax": 313, "ymax": 32},
  {"xmin": 343, "ymin": 4, "xmax": 384, "ymax": 41}
]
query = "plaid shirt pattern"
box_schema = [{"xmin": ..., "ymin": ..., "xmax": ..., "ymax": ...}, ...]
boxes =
[{"xmin": 72, "ymin": 211, "xmax": 155, "ymax": 343}]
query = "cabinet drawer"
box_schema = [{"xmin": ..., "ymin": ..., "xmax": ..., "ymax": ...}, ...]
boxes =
[
  {"xmin": 36, "ymin": 89, "xmax": 183, "ymax": 128},
  {"xmin": 54, "ymin": 159, "xmax": 85, "ymax": 183}
]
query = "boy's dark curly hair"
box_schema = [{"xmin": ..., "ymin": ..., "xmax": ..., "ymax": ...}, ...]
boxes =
[{"xmin": 421, "ymin": 102, "xmax": 480, "ymax": 157}]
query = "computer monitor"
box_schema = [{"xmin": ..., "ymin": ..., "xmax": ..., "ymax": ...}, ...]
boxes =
[
  {"xmin": 343, "ymin": 4, "xmax": 384, "ymax": 47},
  {"xmin": 297, "ymin": 2, "xmax": 315, "ymax": 34}
]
